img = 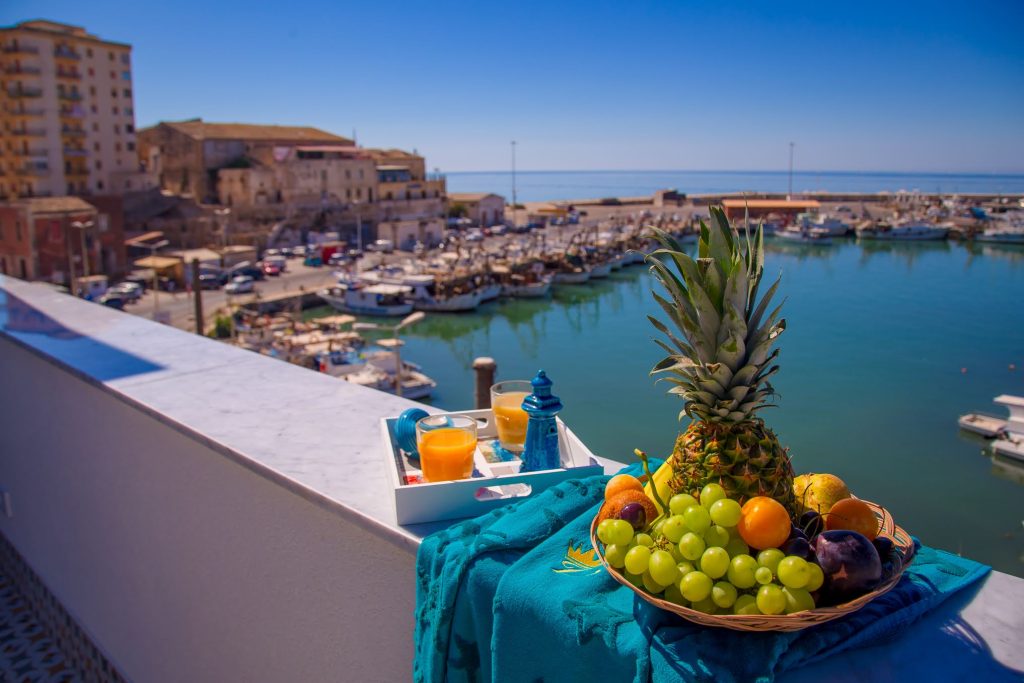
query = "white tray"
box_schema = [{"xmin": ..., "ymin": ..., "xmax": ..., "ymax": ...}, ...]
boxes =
[{"xmin": 382, "ymin": 408, "xmax": 605, "ymax": 525}]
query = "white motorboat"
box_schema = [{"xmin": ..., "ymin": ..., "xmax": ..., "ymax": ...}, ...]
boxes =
[
  {"xmin": 857, "ymin": 220, "xmax": 949, "ymax": 241},
  {"xmin": 318, "ymin": 283, "xmax": 414, "ymax": 317},
  {"xmin": 342, "ymin": 347, "xmax": 436, "ymax": 400},
  {"xmin": 962, "ymin": 395, "xmax": 1024, "ymax": 462},
  {"xmin": 797, "ymin": 213, "xmax": 851, "ymax": 237},
  {"xmin": 774, "ymin": 227, "xmax": 833, "ymax": 245},
  {"xmin": 976, "ymin": 215, "xmax": 1024, "ymax": 244}
]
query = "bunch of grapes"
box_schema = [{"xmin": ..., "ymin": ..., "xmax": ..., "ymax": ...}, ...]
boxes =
[{"xmin": 596, "ymin": 484, "xmax": 823, "ymax": 615}]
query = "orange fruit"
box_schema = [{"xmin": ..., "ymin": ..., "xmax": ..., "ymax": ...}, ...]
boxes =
[
  {"xmin": 824, "ymin": 498, "xmax": 879, "ymax": 540},
  {"xmin": 605, "ymin": 474, "xmax": 644, "ymax": 501},
  {"xmin": 736, "ymin": 496, "xmax": 792, "ymax": 550}
]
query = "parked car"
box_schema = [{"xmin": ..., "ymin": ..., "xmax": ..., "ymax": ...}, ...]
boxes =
[
  {"xmin": 225, "ymin": 276, "xmax": 255, "ymax": 295},
  {"xmin": 198, "ymin": 272, "xmax": 224, "ymax": 290},
  {"xmin": 465, "ymin": 229, "xmax": 485, "ymax": 242},
  {"xmin": 98, "ymin": 292, "xmax": 126, "ymax": 309},
  {"xmin": 262, "ymin": 262, "xmax": 282, "ymax": 276},
  {"xmin": 367, "ymin": 239, "xmax": 394, "ymax": 253},
  {"xmin": 226, "ymin": 262, "xmax": 265, "ymax": 281},
  {"xmin": 109, "ymin": 282, "xmax": 142, "ymax": 302},
  {"xmin": 328, "ymin": 252, "xmax": 349, "ymax": 266}
]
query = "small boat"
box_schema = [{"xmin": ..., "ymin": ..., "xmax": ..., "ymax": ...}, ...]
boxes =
[
  {"xmin": 774, "ymin": 227, "xmax": 832, "ymax": 245},
  {"xmin": 975, "ymin": 215, "xmax": 1024, "ymax": 244},
  {"xmin": 478, "ymin": 281, "xmax": 502, "ymax": 302},
  {"xmin": 588, "ymin": 261, "xmax": 613, "ymax": 279},
  {"xmin": 343, "ymin": 345, "xmax": 437, "ymax": 400},
  {"xmin": 318, "ymin": 283, "xmax": 414, "ymax": 317},
  {"xmin": 796, "ymin": 213, "xmax": 851, "ymax": 237},
  {"xmin": 962, "ymin": 395, "xmax": 1024, "ymax": 461},
  {"xmin": 957, "ymin": 413, "xmax": 1008, "ymax": 438},
  {"xmin": 856, "ymin": 220, "xmax": 949, "ymax": 241},
  {"xmin": 552, "ymin": 269, "xmax": 591, "ymax": 284},
  {"xmin": 360, "ymin": 270, "xmax": 483, "ymax": 312},
  {"xmin": 504, "ymin": 277, "xmax": 552, "ymax": 298}
]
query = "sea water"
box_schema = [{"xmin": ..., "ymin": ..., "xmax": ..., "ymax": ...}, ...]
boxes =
[
  {"xmin": 323, "ymin": 239, "xmax": 1024, "ymax": 577},
  {"xmin": 446, "ymin": 170, "xmax": 1024, "ymax": 203}
]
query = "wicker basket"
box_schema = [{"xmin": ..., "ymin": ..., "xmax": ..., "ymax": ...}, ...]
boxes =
[{"xmin": 590, "ymin": 500, "xmax": 915, "ymax": 632}]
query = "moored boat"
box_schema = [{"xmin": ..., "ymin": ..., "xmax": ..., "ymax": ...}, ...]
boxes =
[
  {"xmin": 318, "ymin": 282, "xmax": 414, "ymax": 317},
  {"xmin": 856, "ymin": 220, "xmax": 949, "ymax": 241}
]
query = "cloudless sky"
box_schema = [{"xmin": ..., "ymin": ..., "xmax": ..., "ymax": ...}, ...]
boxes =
[{"xmin": 4, "ymin": 1, "xmax": 1023, "ymax": 172}]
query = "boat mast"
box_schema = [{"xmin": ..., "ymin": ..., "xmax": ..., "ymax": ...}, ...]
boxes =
[{"xmin": 511, "ymin": 140, "xmax": 517, "ymax": 227}]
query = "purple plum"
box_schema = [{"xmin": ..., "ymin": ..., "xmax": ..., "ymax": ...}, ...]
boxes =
[
  {"xmin": 813, "ymin": 530, "xmax": 882, "ymax": 604},
  {"xmin": 780, "ymin": 536, "xmax": 815, "ymax": 562},
  {"xmin": 617, "ymin": 502, "xmax": 647, "ymax": 531}
]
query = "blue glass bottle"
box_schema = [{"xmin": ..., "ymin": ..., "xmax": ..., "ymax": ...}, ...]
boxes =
[{"xmin": 520, "ymin": 370, "xmax": 563, "ymax": 473}]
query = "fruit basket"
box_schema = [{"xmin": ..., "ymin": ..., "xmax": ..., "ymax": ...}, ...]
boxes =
[{"xmin": 590, "ymin": 499, "xmax": 916, "ymax": 632}]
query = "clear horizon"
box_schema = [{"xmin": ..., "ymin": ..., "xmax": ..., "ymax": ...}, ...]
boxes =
[{"xmin": 5, "ymin": 1, "xmax": 1023, "ymax": 174}]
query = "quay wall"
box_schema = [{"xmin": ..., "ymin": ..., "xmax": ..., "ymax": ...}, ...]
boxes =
[{"xmin": 0, "ymin": 332, "xmax": 416, "ymax": 682}]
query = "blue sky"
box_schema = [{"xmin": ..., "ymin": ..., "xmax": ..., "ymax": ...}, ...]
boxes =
[{"xmin": 5, "ymin": 1, "xmax": 1023, "ymax": 172}]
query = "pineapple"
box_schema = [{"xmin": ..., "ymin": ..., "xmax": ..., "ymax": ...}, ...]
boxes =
[{"xmin": 643, "ymin": 207, "xmax": 797, "ymax": 516}]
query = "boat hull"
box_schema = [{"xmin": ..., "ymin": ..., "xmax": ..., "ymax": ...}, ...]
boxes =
[
  {"xmin": 317, "ymin": 290, "xmax": 413, "ymax": 317},
  {"xmin": 503, "ymin": 280, "xmax": 551, "ymax": 298},
  {"xmin": 413, "ymin": 291, "xmax": 482, "ymax": 312},
  {"xmin": 553, "ymin": 270, "xmax": 590, "ymax": 284},
  {"xmin": 588, "ymin": 262, "xmax": 612, "ymax": 279}
]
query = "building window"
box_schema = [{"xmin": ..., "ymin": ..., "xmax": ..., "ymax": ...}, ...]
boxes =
[
  {"xmin": 98, "ymin": 180, "xmax": 104, "ymax": 190},
  {"xmin": 124, "ymin": 88, "xmax": 132, "ymax": 98},
  {"xmin": 115, "ymin": 142, "xmax": 121, "ymax": 152},
  {"xmin": 111, "ymin": 88, "xmax": 117, "ymax": 98},
  {"xmin": 125, "ymin": 107, "xmax": 133, "ymax": 116},
  {"xmin": 121, "ymin": 54, "xmax": 129, "ymax": 65},
  {"xmin": 345, "ymin": 169, "xmax": 351, "ymax": 180},
  {"xmin": 359, "ymin": 169, "xmax": 364, "ymax": 180},
  {"xmin": 126, "ymin": 124, "xmax": 134, "ymax": 133},
  {"xmin": 88, "ymin": 67, "xmax": 94, "ymax": 76},
  {"xmin": 110, "ymin": 71, "xmax": 116, "ymax": 79},
  {"xmin": 122, "ymin": 71, "xmax": 130, "ymax": 80},
  {"xmin": 108, "ymin": 51, "xmax": 114, "ymax": 61},
  {"xmin": 92, "ymin": 122, "xmax": 99, "ymax": 132},
  {"xmin": 90, "ymin": 86, "xmax": 96, "ymax": 96},
  {"xmin": 91, "ymin": 104, "xmax": 97, "ymax": 113},
  {"xmin": 127, "ymin": 141, "xmax": 135, "ymax": 151},
  {"xmin": 95, "ymin": 160, "xmax": 102, "ymax": 169},
  {"xmin": 87, "ymin": 48, "xmax": 93, "ymax": 57},
  {"xmin": 93, "ymin": 142, "xmax": 100, "ymax": 151}
]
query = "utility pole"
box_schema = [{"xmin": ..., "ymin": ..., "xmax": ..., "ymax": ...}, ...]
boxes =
[
  {"xmin": 788, "ymin": 142, "xmax": 795, "ymax": 200},
  {"xmin": 64, "ymin": 218, "xmax": 77, "ymax": 296},
  {"xmin": 191, "ymin": 258, "xmax": 204, "ymax": 335}
]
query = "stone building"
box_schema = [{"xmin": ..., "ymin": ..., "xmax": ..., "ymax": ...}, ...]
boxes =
[
  {"xmin": 137, "ymin": 120, "xmax": 353, "ymax": 202},
  {"xmin": 0, "ymin": 19, "xmax": 148, "ymax": 199},
  {"xmin": 447, "ymin": 192, "xmax": 505, "ymax": 227}
]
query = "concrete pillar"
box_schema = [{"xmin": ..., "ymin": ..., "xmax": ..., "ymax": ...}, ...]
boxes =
[{"xmin": 473, "ymin": 357, "xmax": 497, "ymax": 410}]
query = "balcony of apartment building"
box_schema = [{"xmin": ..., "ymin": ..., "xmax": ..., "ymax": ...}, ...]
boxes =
[
  {"xmin": 57, "ymin": 89, "xmax": 84, "ymax": 102},
  {"xmin": 1, "ymin": 43, "xmax": 40, "ymax": 55},
  {"xmin": 4, "ymin": 103, "xmax": 46, "ymax": 117},
  {"xmin": 12, "ymin": 147, "xmax": 48, "ymax": 159},
  {"xmin": 3, "ymin": 63, "xmax": 42, "ymax": 76},
  {"xmin": 59, "ymin": 104, "xmax": 85, "ymax": 119},
  {"xmin": 60, "ymin": 124, "xmax": 86, "ymax": 138},
  {"xmin": 10, "ymin": 125, "xmax": 47, "ymax": 138},
  {"xmin": 53, "ymin": 45, "xmax": 82, "ymax": 60},
  {"xmin": 13, "ymin": 162, "xmax": 50, "ymax": 177},
  {"xmin": 1, "ymin": 278, "xmax": 1023, "ymax": 681},
  {"xmin": 6, "ymin": 85, "xmax": 43, "ymax": 98},
  {"xmin": 56, "ymin": 66, "xmax": 82, "ymax": 80}
]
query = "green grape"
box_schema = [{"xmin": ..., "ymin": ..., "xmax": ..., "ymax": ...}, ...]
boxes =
[
  {"xmin": 624, "ymin": 545, "xmax": 651, "ymax": 575},
  {"xmin": 605, "ymin": 543, "xmax": 629, "ymax": 569},
  {"xmin": 725, "ymin": 537, "xmax": 750, "ymax": 558},
  {"xmin": 676, "ymin": 560, "xmax": 696, "ymax": 577},
  {"xmin": 777, "ymin": 556, "xmax": 811, "ymax": 589},
  {"xmin": 679, "ymin": 570, "xmax": 713, "ymax": 602},
  {"xmin": 607, "ymin": 520, "xmax": 635, "ymax": 546},
  {"xmin": 649, "ymin": 550, "xmax": 679, "ymax": 587},
  {"xmin": 597, "ymin": 519, "xmax": 617, "ymax": 546},
  {"xmin": 727, "ymin": 554, "xmax": 758, "ymax": 589},
  {"xmin": 683, "ymin": 505, "xmax": 712, "ymax": 535},
  {"xmin": 806, "ymin": 562, "xmax": 825, "ymax": 592},
  {"xmin": 669, "ymin": 493, "xmax": 699, "ymax": 515},
  {"xmin": 704, "ymin": 525, "xmax": 730, "ymax": 548},
  {"xmin": 782, "ymin": 586, "xmax": 816, "ymax": 614},
  {"xmin": 650, "ymin": 518, "xmax": 667, "ymax": 538},
  {"xmin": 733, "ymin": 594, "xmax": 761, "ymax": 615},
  {"xmin": 668, "ymin": 544, "xmax": 684, "ymax": 563},
  {"xmin": 756, "ymin": 584, "xmax": 786, "ymax": 615},
  {"xmin": 711, "ymin": 581, "xmax": 738, "ymax": 609},
  {"xmin": 689, "ymin": 597, "xmax": 717, "ymax": 614},
  {"xmin": 624, "ymin": 571, "xmax": 644, "ymax": 588},
  {"xmin": 663, "ymin": 583, "xmax": 686, "ymax": 605},
  {"xmin": 699, "ymin": 483, "xmax": 727, "ymax": 510},
  {"xmin": 755, "ymin": 567, "xmax": 774, "ymax": 585},
  {"xmin": 661, "ymin": 515, "xmax": 688, "ymax": 543},
  {"xmin": 699, "ymin": 547, "xmax": 730, "ymax": 579},
  {"xmin": 757, "ymin": 548, "xmax": 785, "ymax": 575},
  {"xmin": 709, "ymin": 498, "xmax": 742, "ymax": 527},
  {"xmin": 678, "ymin": 532, "xmax": 706, "ymax": 561},
  {"xmin": 642, "ymin": 571, "xmax": 667, "ymax": 594},
  {"xmin": 634, "ymin": 533, "xmax": 654, "ymax": 547}
]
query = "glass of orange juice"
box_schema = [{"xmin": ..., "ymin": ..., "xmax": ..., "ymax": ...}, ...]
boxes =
[
  {"xmin": 490, "ymin": 380, "xmax": 531, "ymax": 454},
  {"xmin": 416, "ymin": 415, "xmax": 478, "ymax": 482}
]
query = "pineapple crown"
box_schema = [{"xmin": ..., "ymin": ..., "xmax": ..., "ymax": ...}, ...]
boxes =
[{"xmin": 646, "ymin": 206, "xmax": 785, "ymax": 424}]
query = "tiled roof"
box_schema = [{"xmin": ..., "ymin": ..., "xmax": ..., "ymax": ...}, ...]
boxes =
[
  {"xmin": 18, "ymin": 196, "xmax": 97, "ymax": 214},
  {"xmin": 160, "ymin": 120, "xmax": 351, "ymax": 144},
  {"xmin": 364, "ymin": 148, "xmax": 421, "ymax": 160}
]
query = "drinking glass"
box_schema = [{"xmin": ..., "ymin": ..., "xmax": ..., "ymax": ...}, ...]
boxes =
[
  {"xmin": 416, "ymin": 414, "xmax": 478, "ymax": 482},
  {"xmin": 490, "ymin": 380, "xmax": 532, "ymax": 454}
]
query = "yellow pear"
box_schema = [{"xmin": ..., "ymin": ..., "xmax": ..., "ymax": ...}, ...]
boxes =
[{"xmin": 793, "ymin": 473, "xmax": 851, "ymax": 515}]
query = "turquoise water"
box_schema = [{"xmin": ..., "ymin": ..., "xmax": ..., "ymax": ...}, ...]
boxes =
[
  {"xmin": 338, "ymin": 239, "xmax": 1024, "ymax": 577},
  {"xmin": 446, "ymin": 170, "xmax": 1024, "ymax": 203}
]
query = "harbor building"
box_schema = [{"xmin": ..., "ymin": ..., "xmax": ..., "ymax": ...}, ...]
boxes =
[
  {"xmin": 137, "ymin": 119, "xmax": 354, "ymax": 203},
  {"xmin": 370, "ymin": 149, "xmax": 446, "ymax": 249},
  {"xmin": 0, "ymin": 195, "xmax": 126, "ymax": 285},
  {"xmin": 448, "ymin": 192, "xmax": 506, "ymax": 227},
  {"xmin": 0, "ymin": 20, "xmax": 146, "ymax": 199}
]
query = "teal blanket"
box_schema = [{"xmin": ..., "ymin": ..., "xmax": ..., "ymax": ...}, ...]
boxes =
[{"xmin": 414, "ymin": 468, "xmax": 991, "ymax": 682}]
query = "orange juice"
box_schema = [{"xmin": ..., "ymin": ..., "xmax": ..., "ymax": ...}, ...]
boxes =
[
  {"xmin": 492, "ymin": 391, "xmax": 529, "ymax": 452},
  {"xmin": 418, "ymin": 427, "xmax": 477, "ymax": 482}
]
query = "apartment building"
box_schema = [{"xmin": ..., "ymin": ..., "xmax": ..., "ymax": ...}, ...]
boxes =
[
  {"xmin": 138, "ymin": 119, "xmax": 354, "ymax": 202},
  {"xmin": 369, "ymin": 149, "xmax": 446, "ymax": 249},
  {"xmin": 0, "ymin": 20, "xmax": 143, "ymax": 199}
]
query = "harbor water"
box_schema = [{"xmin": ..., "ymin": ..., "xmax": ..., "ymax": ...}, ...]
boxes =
[
  {"xmin": 312, "ymin": 239, "xmax": 1024, "ymax": 577},
  {"xmin": 446, "ymin": 170, "xmax": 1024, "ymax": 203}
]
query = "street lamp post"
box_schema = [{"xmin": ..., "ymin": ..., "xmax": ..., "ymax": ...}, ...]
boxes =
[{"xmin": 353, "ymin": 311, "xmax": 425, "ymax": 398}]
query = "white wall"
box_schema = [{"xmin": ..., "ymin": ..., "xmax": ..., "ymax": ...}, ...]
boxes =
[{"xmin": 0, "ymin": 337, "xmax": 415, "ymax": 682}]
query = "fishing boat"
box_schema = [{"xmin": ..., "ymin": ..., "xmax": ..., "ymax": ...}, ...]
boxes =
[
  {"xmin": 318, "ymin": 282, "xmax": 414, "ymax": 317},
  {"xmin": 856, "ymin": 219, "xmax": 949, "ymax": 241},
  {"xmin": 773, "ymin": 227, "xmax": 833, "ymax": 244},
  {"xmin": 588, "ymin": 259, "xmax": 613, "ymax": 279},
  {"xmin": 797, "ymin": 213, "xmax": 851, "ymax": 236},
  {"xmin": 492, "ymin": 264, "xmax": 552, "ymax": 298},
  {"xmin": 359, "ymin": 269, "xmax": 483, "ymax": 312},
  {"xmin": 975, "ymin": 214, "xmax": 1024, "ymax": 244}
]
